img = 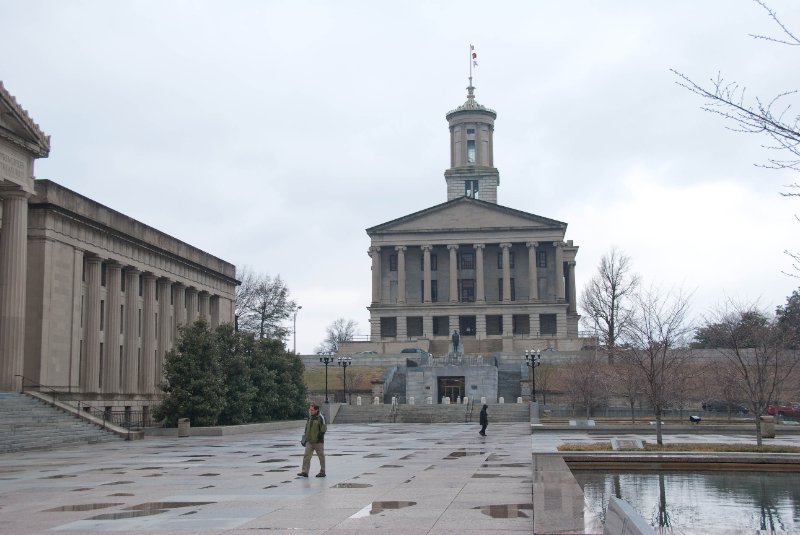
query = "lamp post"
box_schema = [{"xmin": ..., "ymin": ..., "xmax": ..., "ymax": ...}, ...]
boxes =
[
  {"xmin": 319, "ymin": 352, "xmax": 334, "ymax": 404},
  {"xmin": 338, "ymin": 355, "xmax": 352, "ymax": 404},
  {"xmin": 293, "ymin": 305, "xmax": 302, "ymax": 354},
  {"xmin": 525, "ymin": 349, "xmax": 541, "ymax": 402}
]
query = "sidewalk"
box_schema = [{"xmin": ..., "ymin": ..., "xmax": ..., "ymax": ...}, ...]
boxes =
[{"xmin": 0, "ymin": 422, "xmax": 533, "ymax": 534}]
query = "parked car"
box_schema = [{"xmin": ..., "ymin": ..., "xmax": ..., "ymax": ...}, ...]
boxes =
[
  {"xmin": 701, "ymin": 400, "xmax": 749, "ymax": 414},
  {"xmin": 767, "ymin": 402, "xmax": 800, "ymax": 419}
]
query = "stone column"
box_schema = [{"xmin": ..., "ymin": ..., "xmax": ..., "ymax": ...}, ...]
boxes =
[
  {"xmin": 567, "ymin": 261, "xmax": 577, "ymax": 315},
  {"xmin": 157, "ymin": 278, "xmax": 172, "ymax": 389},
  {"xmin": 448, "ymin": 244, "xmax": 459, "ymax": 303},
  {"xmin": 500, "ymin": 243, "xmax": 512, "ymax": 303},
  {"xmin": 123, "ymin": 268, "xmax": 140, "ymax": 394},
  {"xmin": 554, "ymin": 241, "xmax": 565, "ymax": 300},
  {"xmin": 103, "ymin": 262, "xmax": 122, "ymax": 394},
  {"xmin": 185, "ymin": 287, "xmax": 198, "ymax": 325},
  {"xmin": 141, "ymin": 274, "xmax": 157, "ymax": 394},
  {"xmin": 0, "ymin": 189, "xmax": 30, "ymax": 391},
  {"xmin": 197, "ymin": 291, "xmax": 211, "ymax": 321},
  {"xmin": 395, "ymin": 246, "xmax": 406, "ymax": 304},
  {"xmin": 422, "ymin": 245, "xmax": 432, "ymax": 303},
  {"xmin": 82, "ymin": 256, "xmax": 102, "ymax": 392},
  {"xmin": 397, "ymin": 316, "xmax": 407, "ymax": 339},
  {"xmin": 369, "ymin": 247, "xmax": 381, "ymax": 304},
  {"xmin": 173, "ymin": 283, "xmax": 186, "ymax": 335},
  {"xmin": 526, "ymin": 242, "xmax": 538, "ymax": 301},
  {"xmin": 210, "ymin": 295, "xmax": 220, "ymax": 327},
  {"xmin": 474, "ymin": 244, "xmax": 485, "ymax": 303},
  {"xmin": 69, "ymin": 249, "xmax": 84, "ymax": 389}
]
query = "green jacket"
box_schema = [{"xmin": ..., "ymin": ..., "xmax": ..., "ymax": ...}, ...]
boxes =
[{"xmin": 303, "ymin": 414, "xmax": 327, "ymax": 443}]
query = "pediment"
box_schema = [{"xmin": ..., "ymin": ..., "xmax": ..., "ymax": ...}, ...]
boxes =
[
  {"xmin": 368, "ymin": 197, "xmax": 566, "ymax": 235},
  {"xmin": 0, "ymin": 82, "xmax": 50, "ymax": 157}
]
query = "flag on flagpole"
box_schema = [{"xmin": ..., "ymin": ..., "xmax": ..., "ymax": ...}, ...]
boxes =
[{"xmin": 470, "ymin": 44, "xmax": 478, "ymax": 67}]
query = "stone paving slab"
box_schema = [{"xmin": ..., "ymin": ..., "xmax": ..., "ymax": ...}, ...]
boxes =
[{"xmin": 0, "ymin": 422, "xmax": 533, "ymax": 534}]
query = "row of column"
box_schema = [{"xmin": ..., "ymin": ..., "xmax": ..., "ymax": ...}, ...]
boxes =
[
  {"xmin": 0, "ymin": 189, "xmax": 30, "ymax": 391},
  {"xmin": 81, "ymin": 255, "xmax": 221, "ymax": 395},
  {"xmin": 369, "ymin": 241, "xmax": 577, "ymax": 308}
]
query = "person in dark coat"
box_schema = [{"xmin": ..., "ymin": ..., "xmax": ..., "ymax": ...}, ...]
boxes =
[{"xmin": 479, "ymin": 404, "xmax": 488, "ymax": 436}]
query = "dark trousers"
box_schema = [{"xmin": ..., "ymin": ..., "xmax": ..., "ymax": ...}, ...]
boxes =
[{"xmin": 480, "ymin": 424, "xmax": 487, "ymax": 435}]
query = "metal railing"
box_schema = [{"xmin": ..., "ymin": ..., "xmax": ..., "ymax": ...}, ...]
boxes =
[
  {"xmin": 389, "ymin": 399, "xmax": 399, "ymax": 422},
  {"xmin": 465, "ymin": 399, "xmax": 476, "ymax": 422}
]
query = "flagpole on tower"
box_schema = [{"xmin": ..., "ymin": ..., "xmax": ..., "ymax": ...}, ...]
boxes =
[{"xmin": 469, "ymin": 44, "xmax": 475, "ymax": 86}]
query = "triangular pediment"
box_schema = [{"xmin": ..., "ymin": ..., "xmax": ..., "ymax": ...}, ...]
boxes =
[
  {"xmin": 0, "ymin": 82, "xmax": 50, "ymax": 157},
  {"xmin": 367, "ymin": 197, "xmax": 566, "ymax": 235}
]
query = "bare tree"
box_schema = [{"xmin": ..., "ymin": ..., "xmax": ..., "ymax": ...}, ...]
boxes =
[
  {"xmin": 672, "ymin": 0, "xmax": 800, "ymax": 272},
  {"xmin": 609, "ymin": 356, "xmax": 645, "ymax": 423},
  {"xmin": 316, "ymin": 318, "xmax": 359, "ymax": 354},
  {"xmin": 619, "ymin": 286, "xmax": 694, "ymax": 445},
  {"xmin": 235, "ymin": 267, "xmax": 296, "ymax": 341},
  {"xmin": 701, "ymin": 301, "xmax": 800, "ymax": 445},
  {"xmin": 561, "ymin": 352, "xmax": 610, "ymax": 418},
  {"xmin": 580, "ymin": 248, "xmax": 640, "ymax": 356},
  {"xmin": 533, "ymin": 363, "xmax": 557, "ymax": 405}
]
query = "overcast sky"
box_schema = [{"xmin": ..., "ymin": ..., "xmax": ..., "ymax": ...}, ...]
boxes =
[{"xmin": 3, "ymin": 0, "xmax": 799, "ymax": 353}]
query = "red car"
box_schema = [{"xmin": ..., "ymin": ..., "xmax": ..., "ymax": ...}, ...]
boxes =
[{"xmin": 767, "ymin": 402, "xmax": 800, "ymax": 418}]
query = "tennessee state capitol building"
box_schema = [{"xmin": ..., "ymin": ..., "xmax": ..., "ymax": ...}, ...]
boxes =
[
  {"xmin": 0, "ymin": 82, "xmax": 237, "ymax": 409},
  {"xmin": 351, "ymin": 82, "xmax": 581, "ymax": 357}
]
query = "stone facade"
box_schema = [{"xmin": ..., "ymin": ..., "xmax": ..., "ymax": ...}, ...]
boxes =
[
  {"xmin": 0, "ymin": 83, "xmax": 237, "ymax": 406},
  {"xmin": 358, "ymin": 83, "xmax": 580, "ymax": 356}
]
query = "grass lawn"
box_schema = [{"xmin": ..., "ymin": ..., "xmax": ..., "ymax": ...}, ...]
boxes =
[{"xmin": 303, "ymin": 366, "xmax": 386, "ymax": 392}]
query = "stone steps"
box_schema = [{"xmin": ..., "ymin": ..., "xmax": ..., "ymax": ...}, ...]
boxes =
[
  {"xmin": 334, "ymin": 403, "xmax": 529, "ymax": 424},
  {"xmin": 0, "ymin": 392, "xmax": 123, "ymax": 454}
]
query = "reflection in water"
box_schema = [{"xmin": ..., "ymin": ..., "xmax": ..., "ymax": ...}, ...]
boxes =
[{"xmin": 574, "ymin": 470, "xmax": 800, "ymax": 531}]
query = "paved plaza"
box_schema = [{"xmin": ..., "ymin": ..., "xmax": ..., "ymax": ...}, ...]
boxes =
[
  {"xmin": 0, "ymin": 422, "xmax": 534, "ymax": 534},
  {"xmin": 4, "ymin": 420, "xmax": 800, "ymax": 534}
]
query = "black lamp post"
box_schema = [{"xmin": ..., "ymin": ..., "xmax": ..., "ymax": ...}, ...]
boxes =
[
  {"xmin": 525, "ymin": 349, "xmax": 541, "ymax": 402},
  {"xmin": 319, "ymin": 352, "xmax": 334, "ymax": 404},
  {"xmin": 338, "ymin": 355, "xmax": 352, "ymax": 404}
]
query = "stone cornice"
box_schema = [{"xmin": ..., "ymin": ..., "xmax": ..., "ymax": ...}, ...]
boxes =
[{"xmin": 0, "ymin": 81, "xmax": 50, "ymax": 157}]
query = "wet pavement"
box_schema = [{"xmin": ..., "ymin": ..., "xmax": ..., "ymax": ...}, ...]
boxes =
[{"xmin": 0, "ymin": 422, "xmax": 533, "ymax": 534}]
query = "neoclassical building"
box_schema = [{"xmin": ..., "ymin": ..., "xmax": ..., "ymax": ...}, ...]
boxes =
[
  {"xmin": 362, "ymin": 84, "xmax": 580, "ymax": 355},
  {"xmin": 0, "ymin": 82, "xmax": 237, "ymax": 407}
]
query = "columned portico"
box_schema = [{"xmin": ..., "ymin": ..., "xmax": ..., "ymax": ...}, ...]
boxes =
[
  {"xmin": 0, "ymin": 189, "xmax": 31, "ymax": 391},
  {"xmin": 363, "ymin": 82, "xmax": 582, "ymax": 352},
  {"xmin": 185, "ymin": 287, "xmax": 198, "ymax": 325}
]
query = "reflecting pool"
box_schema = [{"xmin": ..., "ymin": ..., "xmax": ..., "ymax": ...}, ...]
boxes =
[{"xmin": 573, "ymin": 470, "xmax": 800, "ymax": 532}]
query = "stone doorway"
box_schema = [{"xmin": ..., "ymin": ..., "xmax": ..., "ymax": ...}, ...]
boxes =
[{"xmin": 437, "ymin": 376, "xmax": 465, "ymax": 403}]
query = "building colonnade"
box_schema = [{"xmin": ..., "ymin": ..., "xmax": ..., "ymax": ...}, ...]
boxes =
[
  {"xmin": 369, "ymin": 240, "xmax": 577, "ymax": 308},
  {"xmin": 78, "ymin": 253, "xmax": 228, "ymax": 396}
]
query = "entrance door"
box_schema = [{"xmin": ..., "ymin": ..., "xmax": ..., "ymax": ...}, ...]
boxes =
[{"xmin": 437, "ymin": 376, "xmax": 465, "ymax": 403}]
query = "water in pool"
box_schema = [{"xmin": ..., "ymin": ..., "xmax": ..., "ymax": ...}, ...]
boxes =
[{"xmin": 572, "ymin": 470, "xmax": 800, "ymax": 532}]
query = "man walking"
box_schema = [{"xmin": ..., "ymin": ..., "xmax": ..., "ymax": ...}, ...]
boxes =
[
  {"xmin": 479, "ymin": 404, "xmax": 488, "ymax": 436},
  {"xmin": 298, "ymin": 403, "xmax": 326, "ymax": 477}
]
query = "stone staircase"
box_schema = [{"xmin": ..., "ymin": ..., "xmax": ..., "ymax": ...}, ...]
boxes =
[
  {"xmin": 333, "ymin": 402, "xmax": 529, "ymax": 424},
  {"xmin": 0, "ymin": 392, "xmax": 123, "ymax": 454}
]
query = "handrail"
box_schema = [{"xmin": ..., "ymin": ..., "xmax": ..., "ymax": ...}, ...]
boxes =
[
  {"xmin": 465, "ymin": 399, "xmax": 475, "ymax": 422},
  {"xmin": 389, "ymin": 399, "xmax": 399, "ymax": 423},
  {"xmin": 15, "ymin": 375, "xmax": 61, "ymax": 407}
]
